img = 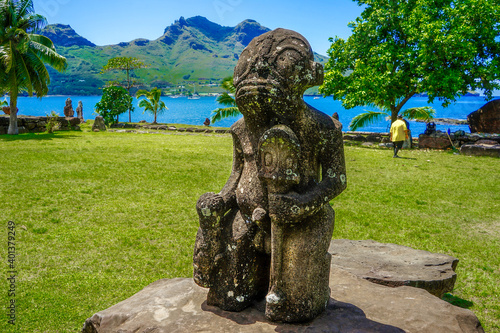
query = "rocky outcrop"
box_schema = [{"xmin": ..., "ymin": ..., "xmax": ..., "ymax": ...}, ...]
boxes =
[
  {"xmin": 467, "ymin": 99, "xmax": 500, "ymax": 133},
  {"xmin": 40, "ymin": 24, "xmax": 96, "ymax": 47},
  {"xmin": 329, "ymin": 239, "xmax": 458, "ymax": 298},
  {"xmin": 81, "ymin": 268, "xmax": 483, "ymax": 333}
]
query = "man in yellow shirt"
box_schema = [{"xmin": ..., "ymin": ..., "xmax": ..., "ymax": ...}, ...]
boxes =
[{"xmin": 390, "ymin": 115, "xmax": 409, "ymax": 158}]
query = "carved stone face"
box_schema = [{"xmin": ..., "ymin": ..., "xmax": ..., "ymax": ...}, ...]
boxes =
[{"xmin": 234, "ymin": 29, "xmax": 324, "ymax": 118}]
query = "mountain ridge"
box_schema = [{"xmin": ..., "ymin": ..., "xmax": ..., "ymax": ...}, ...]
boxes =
[{"xmin": 39, "ymin": 16, "xmax": 327, "ymax": 95}]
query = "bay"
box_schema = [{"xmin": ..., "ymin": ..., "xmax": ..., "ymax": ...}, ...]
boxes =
[{"xmin": 9, "ymin": 95, "xmax": 494, "ymax": 136}]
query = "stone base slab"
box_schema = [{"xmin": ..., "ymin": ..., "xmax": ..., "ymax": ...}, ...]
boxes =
[{"xmin": 81, "ymin": 267, "xmax": 483, "ymax": 333}]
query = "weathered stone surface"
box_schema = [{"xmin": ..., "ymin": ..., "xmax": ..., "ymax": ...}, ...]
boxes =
[
  {"xmin": 81, "ymin": 268, "xmax": 483, "ymax": 333},
  {"xmin": 366, "ymin": 134, "xmax": 382, "ymax": 142},
  {"xmin": 353, "ymin": 134, "xmax": 367, "ymax": 142},
  {"xmin": 64, "ymin": 97, "xmax": 75, "ymax": 117},
  {"xmin": 193, "ymin": 28, "xmax": 346, "ymax": 323},
  {"xmin": 475, "ymin": 139, "xmax": 498, "ymax": 145},
  {"xmin": 468, "ymin": 99, "xmax": 500, "ymax": 133},
  {"xmin": 68, "ymin": 117, "xmax": 81, "ymax": 127},
  {"xmin": 92, "ymin": 116, "xmax": 106, "ymax": 132},
  {"xmin": 418, "ymin": 133, "xmax": 452, "ymax": 149},
  {"xmin": 461, "ymin": 143, "xmax": 500, "ymax": 157},
  {"xmin": 329, "ymin": 239, "xmax": 458, "ymax": 298},
  {"xmin": 76, "ymin": 101, "xmax": 84, "ymax": 121}
]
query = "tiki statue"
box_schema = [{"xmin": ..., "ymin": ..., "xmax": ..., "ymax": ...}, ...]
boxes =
[{"xmin": 193, "ymin": 28, "xmax": 346, "ymax": 323}]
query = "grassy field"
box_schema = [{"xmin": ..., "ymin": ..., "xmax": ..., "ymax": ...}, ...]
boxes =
[{"xmin": 0, "ymin": 128, "xmax": 498, "ymax": 332}]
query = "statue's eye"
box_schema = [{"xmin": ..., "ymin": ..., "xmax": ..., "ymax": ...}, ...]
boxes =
[{"xmin": 276, "ymin": 50, "xmax": 301, "ymax": 71}]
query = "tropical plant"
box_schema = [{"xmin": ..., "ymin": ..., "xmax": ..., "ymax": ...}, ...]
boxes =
[
  {"xmin": 320, "ymin": 0, "xmax": 500, "ymax": 125},
  {"xmin": 211, "ymin": 76, "xmax": 240, "ymax": 123},
  {"xmin": 45, "ymin": 110, "xmax": 59, "ymax": 133},
  {"xmin": 100, "ymin": 57, "xmax": 148, "ymax": 122},
  {"xmin": 136, "ymin": 87, "xmax": 167, "ymax": 124},
  {"xmin": 94, "ymin": 86, "xmax": 133, "ymax": 125},
  {"xmin": 349, "ymin": 106, "xmax": 436, "ymax": 131},
  {"xmin": 0, "ymin": 0, "xmax": 67, "ymax": 135}
]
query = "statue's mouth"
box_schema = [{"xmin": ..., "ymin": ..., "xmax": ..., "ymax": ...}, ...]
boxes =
[{"xmin": 235, "ymin": 79, "xmax": 284, "ymax": 100}]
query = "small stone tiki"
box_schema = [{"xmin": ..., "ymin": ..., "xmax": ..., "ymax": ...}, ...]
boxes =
[
  {"xmin": 193, "ymin": 28, "xmax": 346, "ymax": 323},
  {"xmin": 76, "ymin": 101, "xmax": 84, "ymax": 121},
  {"xmin": 63, "ymin": 97, "xmax": 74, "ymax": 117}
]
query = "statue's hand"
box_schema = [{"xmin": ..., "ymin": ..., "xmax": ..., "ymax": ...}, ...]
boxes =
[
  {"xmin": 268, "ymin": 192, "xmax": 305, "ymax": 223},
  {"xmin": 196, "ymin": 192, "xmax": 226, "ymax": 228}
]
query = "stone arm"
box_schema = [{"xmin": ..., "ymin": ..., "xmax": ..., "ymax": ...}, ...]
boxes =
[
  {"xmin": 269, "ymin": 127, "xmax": 346, "ymax": 223},
  {"xmin": 196, "ymin": 131, "xmax": 243, "ymax": 223}
]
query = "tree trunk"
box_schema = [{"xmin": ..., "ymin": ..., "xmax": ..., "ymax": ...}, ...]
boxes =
[
  {"xmin": 7, "ymin": 91, "xmax": 18, "ymax": 135},
  {"xmin": 391, "ymin": 93, "xmax": 415, "ymax": 124},
  {"xmin": 390, "ymin": 106, "xmax": 398, "ymax": 124}
]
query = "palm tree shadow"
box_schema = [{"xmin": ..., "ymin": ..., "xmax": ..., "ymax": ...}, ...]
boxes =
[
  {"xmin": 0, "ymin": 133, "xmax": 79, "ymax": 141},
  {"xmin": 202, "ymin": 297, "xmax": 405, "ymax": 332}
]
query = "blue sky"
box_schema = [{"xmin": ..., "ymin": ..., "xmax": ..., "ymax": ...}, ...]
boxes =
[{"xmin": 33, "ymin": 0, "xmax": 364, "ymax": 55}]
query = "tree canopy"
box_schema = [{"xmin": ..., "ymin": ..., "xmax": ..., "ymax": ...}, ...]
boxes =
[
  {"xmin": 136, "ymin": 87, "xmax": 167, "ymax": 124},
  {"xmin": 94, "ymin": 86, "xmax": 133, "ymax": 125},
  {"xmin": 0, "ymin": 0, "xmax": 67, "ymax": 134},
  {"xmin": 319, "ymin": 0, "xmax": 500, "ymax": 125},
  {"xmin": 100, "ymin": 57, "xmax": 147, "ymax": 122}
]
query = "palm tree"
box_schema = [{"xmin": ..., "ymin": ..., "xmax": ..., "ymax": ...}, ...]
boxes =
[
  {"xmin": 136, "ymin": 87, "xmax": 167, "ymax": 124},
  {"xmin": 0, "ymin": 0, "xmax": 67, "ymax": 135},
  {"xmin": 211, "ymin": 76, "xmax": 240, "ymax": 123},
  {"xmin": 349, "ymin": 106, "xmax": 435, "ymax": 131}
]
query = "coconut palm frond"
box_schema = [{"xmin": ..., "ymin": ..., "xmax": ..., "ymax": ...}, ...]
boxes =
[
  {"xmin": 211, "ymin": 107, "xmax": 240, "ymax": 123},
  {"xmin": 400, "ymin": 106, "xmax": 435, "ymax": 121},
  {"xmin": 220, "ymin": 76, "xmax": 235, "ymax": 94},
  {"xmin": 216, "ymin": 92, "xmax": 235, "ymax": 107},
  {"xmin": 349, "ymin": 110, "xmax": 388, "ymax": 131}
]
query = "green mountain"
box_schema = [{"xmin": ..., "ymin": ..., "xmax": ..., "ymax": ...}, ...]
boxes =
[{"xmin": 40, "ymin": 17, "xmax": 328, "ymax": 95}]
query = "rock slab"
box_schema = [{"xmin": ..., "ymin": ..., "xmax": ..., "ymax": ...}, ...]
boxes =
[
  {"xmin": 468, "ymin": 99, "xmax": 500, "ymax": 134},
  {"xmin": 461, "ymin": 143, "xmax": 500, "ymax": 157},
  {"xmin": 418, "ymin": 133, "xmax": 452, "ymax": 149},
  {"xmin": 329, "ymin": 239, "xmax": 458, "ymax": 297},
  {"xmin": 81, "ymin": 267, "xmax": 483, "ymax": 333}
]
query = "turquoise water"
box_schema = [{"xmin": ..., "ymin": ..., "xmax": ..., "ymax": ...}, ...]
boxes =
[{"xmin": 9, "ymin": 95, "xmax": 494, "ymax": 136}]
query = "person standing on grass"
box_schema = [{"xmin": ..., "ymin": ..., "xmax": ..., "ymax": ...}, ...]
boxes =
[{"xmin": 390, "ymin": 115, "xmax": 409, "ymax": 158}]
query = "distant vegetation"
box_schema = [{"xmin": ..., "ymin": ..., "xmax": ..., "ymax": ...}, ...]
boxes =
[
  {"xmin": 39, "ymin": 17, "xmax": 328, "ymax": 96},
  {"xmin": 320, "ymin": 0, "xmax": 500, "ymax": 126}
]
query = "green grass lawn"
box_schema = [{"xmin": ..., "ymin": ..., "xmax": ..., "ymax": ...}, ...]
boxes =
[{"xmin": 0, "ymin": 130, "xmax": 498, "ymax": 332}]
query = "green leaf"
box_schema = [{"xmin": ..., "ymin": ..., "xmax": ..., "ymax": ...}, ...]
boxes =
[
  {"xmin": 211, "ymin": 107, "xmax": 240, "ymax": 123},
  {"xmin": 400, "ymin": 107, "xmax": 435, "ymax": 121},
  {"xmin": 349, "ymin": 110, "xmax": 388, "ymax": 131}
]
